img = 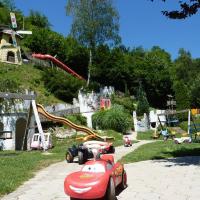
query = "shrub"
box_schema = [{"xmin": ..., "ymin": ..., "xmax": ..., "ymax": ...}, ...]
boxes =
[
  {"xmin": 92, "ymin": 104, "xmax": 132, "ymax": 133},
  {"xmin": 43, "ymin": 68, "xmax": 85, "ymax": 103},
  {"xmin": 111, "ymin": 95, "xmax": 135, "ymax": 114},
  {"xmin": 65, "ymin": 114, "xmax": 87, "ymax": 126},
  {"xmin": 136, "ymin": 83, "xmax": 149, "ymax": 116}
]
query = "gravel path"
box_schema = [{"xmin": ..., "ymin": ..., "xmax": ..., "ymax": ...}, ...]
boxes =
[{"xmin": 2, "ymin": 140, "xmax": 200, "ymax": 200}]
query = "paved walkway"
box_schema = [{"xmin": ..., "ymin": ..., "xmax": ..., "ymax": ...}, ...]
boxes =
[
  {"xmin": 2, "ymin": 139, "xmax": 200, "ymax": 200},
  {"xmin": 1, "ymin": 140, "xmax": 152, "ymax": 200},
  {"xmin": 118, "ymin": 156, "xmax": 200, "ymax": 200}
]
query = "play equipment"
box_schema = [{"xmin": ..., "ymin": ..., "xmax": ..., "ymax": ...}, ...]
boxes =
[
  {"xmin": 189, "ymin": 114, "xmax": 200, "ymax": 140},
  {"xmin": 123, "ymin": 136, "xmax": 132, "ymax": 147},
  {"xmin": 174, "ymin": 137, "xmax": 192, "ymax": 144},
  {"xmin": 32, "ymin": 54, "xmax": 84, "ymax": 80},
  {"xmin": 66, "ymin": 140, "xmax": 115, "ymax": 165},
  {"xmin": 36, "ymin": 104, "xmax": 114, "ymax": 142},
  {"xmin": 0, "ymin": 92, "xmax": 48, "ymax": 151},
  {"xmin": 30, "ymin": 132, "xmax": 53, "ymax": 150},
  {"xmin": 153, "ymin": 109, "xmax": 191, "ymax": 140},
  {"xmin": 64, "ymin": 150, "xmax": 127, "ymax": 200}
]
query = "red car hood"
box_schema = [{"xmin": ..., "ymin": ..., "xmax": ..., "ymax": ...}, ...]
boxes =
[{"xmin": 66, "ymin": 171, "xmax": 106, "ymax": 187}]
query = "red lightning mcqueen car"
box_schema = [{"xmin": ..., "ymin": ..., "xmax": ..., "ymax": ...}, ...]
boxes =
[{"xmin": 64, "ymin": 154, "xmax": 127, "ymax": 200}]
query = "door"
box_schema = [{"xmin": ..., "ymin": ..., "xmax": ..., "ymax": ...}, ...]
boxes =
[{"xmin": 15, "ymin": 118, "xmax": 27, "ymax": 150}]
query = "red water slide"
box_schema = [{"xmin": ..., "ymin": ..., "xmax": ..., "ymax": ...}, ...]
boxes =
[{"xmin": 32, "ymin": 53, "xmax": 85, "ymax": 80}]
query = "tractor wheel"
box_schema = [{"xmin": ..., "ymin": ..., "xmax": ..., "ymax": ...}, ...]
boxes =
[
  {"xmin": 66, "ymin": 151, "xmax": 74, "ymax": 163},
  {"xmin": 163, "ymin": 136, "xmax": 168, "ymax": 141},
  {"xmin": 78, "ymin": 151, "xmax": 85, "ymax": 165},
  {"xmin": 105, "ymin": 178, "xmax": 115, "ymax": 200},
  {"xmin": 109, "ymin": 146, "xmax": 115, "ymax": 153},
  {"xmin": 174, "ymin": 140, "xmax": 179, "ymax": 144}
]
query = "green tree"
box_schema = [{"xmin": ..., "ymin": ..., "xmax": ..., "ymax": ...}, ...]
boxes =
[
  {"xmin": 0, "ymin": 4, "xmax": 10, "ymax": 24},
  {"xmin": 25, "ymin": 10, "xmax": 51, "ymax": 29},
  {"xmin": 172, "ymin": 49, "xmax": 193, "ymax": 108},
  {"xmin": 66, "ymin": 0, "xmax": 120, "ymax": 85},
  {"xmin": 129, "ymin": 46, "xmax": 173, "ymax": 108},
  {"xmin": 43, "ymin": 68, "xmax": 85, "ymax": 103},
  {"xmin": 173, "ymin": 49, "xmax": 192, "ymax": 83},
  {"xmin": 173, "ymin": 80, "xmax": 190, "ymax": 110},
  {"xmin": 24, "ymin": 30, "xmax": 88, "ymax": 78},
  {"xmin": 0, "ymin": 0, "xmax": 16, "ymax": 11},
  {"xmin": 136, "ymin": 83, "xmax": 149, "ymax": 116},
  {"xmin": 150, "ymin": 0, "xmax": 200, "ymax": 19}
]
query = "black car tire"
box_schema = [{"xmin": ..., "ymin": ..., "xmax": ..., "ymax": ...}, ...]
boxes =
[
  {"xmin": 78, "ymin": 151, "xmax": 85, "ymax": 165},
  {"xmin": 119, "ymin": 170, "xmax": 127, "ymax": 190},
  {"xmin": 66, "ymin": 151, "xmax": 74, "ymax": 163},
  {"xmin": 70, "ymin": 197, "xmax": 77, "ymax": 200},
  {"xmin": 105, "ymin": 178, "xmax": 115, "ymax": 200}
]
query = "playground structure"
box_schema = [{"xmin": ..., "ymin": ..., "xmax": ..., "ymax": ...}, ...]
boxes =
[
  {"xmin": 0, "ymin": 92, "xmax": 39, "ymax": 150},
  {"xmin": 188, "ymin": 114, "xmax": 200, "ymax": 140},
  {"xmin": 153, "ymin": 109, "xmax": 191, "ymax": 140},
  {"xmin": 36, "ymin": 104, "xmax": 114, "ymax": 142},
  {"xmin": 0, "ymin": 93, "xmax": 114, "ymax": 151},
  {"xmin": 32, "ymin": 54, "xmax": 84, "ymax": 80},
  {"xmin": 30, "ymin": 132, "xmax": 53, "ymax": 150}
]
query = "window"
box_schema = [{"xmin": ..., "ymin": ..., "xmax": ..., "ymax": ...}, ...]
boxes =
[
  {"xmin": 33, "ymin": 135, "xmax": 39, "ymax": 141},
  {"xmin": 106, "ymin": 163, "xmax": 113, "ymax": 171},
  {"xmin": 82, "ymin": 164, "xmax": 105, "ymax": 173}
]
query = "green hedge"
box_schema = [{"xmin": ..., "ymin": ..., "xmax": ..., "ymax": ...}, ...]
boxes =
[{"xmin": 92, "ymin": 104, "xmax": 132, "ymax": 133}]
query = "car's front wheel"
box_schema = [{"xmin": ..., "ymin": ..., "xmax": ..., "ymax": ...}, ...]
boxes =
[
  {"xmin": 70, "ymin": 197, "xmax": 78, "ymax": 200},
  {"xmin": 119, "ymin": 170, "xmax": 127, "ymax": 190},
  {"xmin": 105, "ymin": 178, "xmax": 115, "ymax": 200}
]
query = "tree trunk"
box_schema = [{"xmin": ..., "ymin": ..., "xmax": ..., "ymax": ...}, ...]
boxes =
[{"xmin": 87, "ymin": 49, "xmax": 92, "ymax": 86}]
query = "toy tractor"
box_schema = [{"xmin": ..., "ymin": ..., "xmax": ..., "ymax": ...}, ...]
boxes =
[
  {"xmin": 123, "ymin": 136, "xmax": 132, "ymax": 147},
  {"xmin": 66, "ymin": 140, "xmax": 115, "ymax": 165}
]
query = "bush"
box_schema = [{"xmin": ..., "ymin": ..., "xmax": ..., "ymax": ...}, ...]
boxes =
[
  {"xmin": 92, "ymin": 104, "xmax": 132, "ymax": 133},
  {"xmin": 136, "ymin": 84, "xmax": 149, "ymax": 116},
  {"xmin": 111, "ymin": 95, "xmax": 135, "ymax": 114},
  {"xmin": 43, "ymin": 68, "xmax": 85, "ymax": 103},
  {"xmin": 65, "ymin": 114, "xmax": 87, "ymax": 126}
]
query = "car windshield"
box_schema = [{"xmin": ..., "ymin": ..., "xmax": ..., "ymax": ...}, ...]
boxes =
[{"xmin": 82, "ymin": 163, "xmax": 105, "ymax": 173}]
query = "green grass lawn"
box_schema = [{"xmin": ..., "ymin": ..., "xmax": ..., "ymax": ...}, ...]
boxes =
[
  {"xmin": 0, "ymin": 136, "xmax": 79, "ymax": 196},
  {"xmin": 120, "ymin": 140, "xmax": 200, "ymax": 164},
  {"xmin": 137, "ymin": 130, "xmax": 154, "ymax": 140},
  {"xmin": 137, "ymin": 129, "xmax": 183, "ymax": 141},
  {"xmin": 0, "ymin": 63, "xmax": 62, "ymax": 105},
  {"xmin": 96, "ymin": 130, "xmax": 124, "ymax": 146}
]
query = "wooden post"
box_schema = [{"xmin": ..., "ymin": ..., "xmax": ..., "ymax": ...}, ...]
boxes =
[{"xmin": 188, "ymin": 109, "xmax": 191, "ymax": 135}]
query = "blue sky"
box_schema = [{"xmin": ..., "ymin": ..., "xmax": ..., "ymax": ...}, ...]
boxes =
[{"xmin": 15, "ymin": 0, "xmax": 200, "ymax": 59}]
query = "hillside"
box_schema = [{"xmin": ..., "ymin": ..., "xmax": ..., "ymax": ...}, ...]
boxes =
[{"xmin": 0, "ymin": 62, "xmax": 63, "ymax": 105}]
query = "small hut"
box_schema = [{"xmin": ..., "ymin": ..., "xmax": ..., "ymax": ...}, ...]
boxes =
[{"xmin": 0, "ymin": 25, "xmax": 22, "ymax": 65}]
